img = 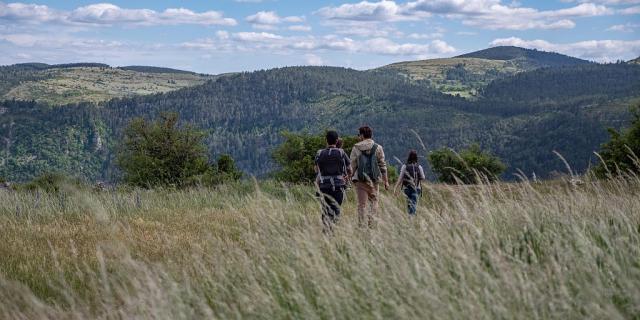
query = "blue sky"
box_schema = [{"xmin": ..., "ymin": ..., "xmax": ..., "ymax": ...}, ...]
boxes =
[{"xmin": 0, "ymin": 0, "xmax": 638, "ymax": 73}]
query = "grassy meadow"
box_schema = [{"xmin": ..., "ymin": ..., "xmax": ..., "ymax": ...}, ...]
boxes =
[
  {"xmin": 1, "ymin": 176, "xmax": 639, "ymax": 319},
  {"xmin": 4, "ymin": 67, "xmax": 210, "ymax": 105}
]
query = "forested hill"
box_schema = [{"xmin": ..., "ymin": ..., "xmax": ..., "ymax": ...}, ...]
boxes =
[
  {"xmin": 456, "ymin": 46, "xmax": 591, "ymax": 68},
  {"xmin": 1, "ymin": 59, "xmax": 639, "ymax": 182},
  {"xmin": 380, "ymin": 46, "xmax": 592, "ymax": 98}
]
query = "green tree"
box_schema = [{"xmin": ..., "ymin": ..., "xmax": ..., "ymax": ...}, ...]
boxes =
[
  {"xmin": 202, "ymin": 154, "xmax": 243, "ymax": 185},
  {"xmin": 116, "ymin": 113, "xmax": 210, "ymax": 188},
  {"xmin": 428, "ymin": 144, "xmax": 506, "ymax": 184},
  {"xmin": 593, "ymin": 107, "xmax": 640, "ymax": 177},
  {"xmin": 272, "ymin": 131, "xmax": 357, "ymax": 183}
]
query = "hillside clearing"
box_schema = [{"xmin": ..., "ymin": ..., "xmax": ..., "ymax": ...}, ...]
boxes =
[{"xmin": 3, "ymin": 67, "xmax": 210, "ymax": 105}]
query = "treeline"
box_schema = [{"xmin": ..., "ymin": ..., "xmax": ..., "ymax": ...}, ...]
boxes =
[{"xmin": 0, "ymin": 63, "xmax": 638, "ymax": 182}]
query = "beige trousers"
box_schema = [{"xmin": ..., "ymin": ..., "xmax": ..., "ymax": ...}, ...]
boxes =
[{"xmin": 355, "ymin": 181, "xmax": 379, "ymax": 227}]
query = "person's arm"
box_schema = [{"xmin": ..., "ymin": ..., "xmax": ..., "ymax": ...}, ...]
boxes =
[
  {"xmin": 343, "ymin": 152, "xmax": 353, "ymax": 178},
  {"xmin": 418, "ymin": 165, "xmax": 426, "ymax": 190},
  {"xmin": 349, "ymin": 147, "xmax": 358, "ymax": 181},
  {"xmin": 376, "ymin": 145, "xmax": 389, "ymax": 189},
  {"xmin": 394, "ymin": 165, "xmax": 406, "ymax": 194}
]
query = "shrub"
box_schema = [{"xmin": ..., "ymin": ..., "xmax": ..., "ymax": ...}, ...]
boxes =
[
  {"xmin": 272, "ymin": 131, "xmax": 357, "ymax": 183},
  {"xmin": 428, "ymin": 144, "xmax": 506, "ymax": 184},
  {"xmin": 18, "ymin": 172, "xmax": 84, "ymax": 193},
  {"xmin": 593, "ymin": 107, "xmax": 640, "ymax": 178},
  {"xmin": 116, "ymin": 113, "xmax": 210, "ymax": 188},
  {"xmin": 201, "ymin": 154, "xmax": 243, "ymax": 186}
]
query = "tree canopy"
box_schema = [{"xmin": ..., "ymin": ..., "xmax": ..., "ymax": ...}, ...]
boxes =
[
  {"xmin": 593, "ymin": 107, "xmax": 640, "ymax": 177},
  {"xmin": 428, "ymin": 144, "xmax": 506, "ymax": 184}
]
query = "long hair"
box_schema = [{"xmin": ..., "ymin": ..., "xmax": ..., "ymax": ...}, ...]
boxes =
[{"xmin": 407, "ymin": 150, "xmax": 418, "ymax": 164}]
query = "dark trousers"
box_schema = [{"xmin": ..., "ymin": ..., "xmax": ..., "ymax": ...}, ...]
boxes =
[
  {"xmin": 318, "ymin": 187, "xmax": 344, "ymax": 232},
  {"xmin": 403, "ymin": 187, "xmax": 420, "ymax": 215}
]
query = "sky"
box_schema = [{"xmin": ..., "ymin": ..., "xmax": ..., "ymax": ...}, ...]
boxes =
[{"xmin": 0, "ymin": 0, "xmax": 638, "ymax": 74}]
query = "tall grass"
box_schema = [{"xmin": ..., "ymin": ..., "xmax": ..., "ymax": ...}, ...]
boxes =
[{"xmin": 1, "ymin": 177, "xmax": 639, "ymax": 319}]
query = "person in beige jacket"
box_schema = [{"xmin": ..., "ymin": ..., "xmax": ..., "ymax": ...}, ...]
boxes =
[{"xmin": 349, "ymin": 126, "xmax": 389, "ymax": 227}]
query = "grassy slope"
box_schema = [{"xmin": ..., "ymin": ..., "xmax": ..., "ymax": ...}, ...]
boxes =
[
  {"xmin": 1, "ymin": 177, "xmax": 639, "ymax": 318},
  {"xmin": 380, "ymin": 57, "xmax": 523, "ymax": 97},
  {"xmin": 3, "ymin": 67, "xmax": 210, "ymax": 105}
]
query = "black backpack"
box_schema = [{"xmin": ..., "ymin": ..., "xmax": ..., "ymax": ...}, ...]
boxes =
[
  {"xmin": 402, "ymin": 163, "xmax": 422, "ymax": 188},
  {"xmin": 357, "ymin": 144, "xmax": 381, "ymax": 183},
  {"xmin": 316, "ymin": 148, "xmax": 347, "ymax": 177}
]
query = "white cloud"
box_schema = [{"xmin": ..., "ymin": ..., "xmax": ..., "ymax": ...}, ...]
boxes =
[
  {"xmin": 289, "ymin": 25, "xmax": 312, "ymax": 32},
  {"xmin": 233, "ymin": 32, "xmax": 283, "ymax": 42},
  {"xmin": 317, "ymin": 0, "xmax": 612, "ymax": 30},
  {"xmin": 490, "ymin": 37, "xmax": 640, "ymax": 62},
  {"xmin": 0, "ymin": 2, "xmax": 63, "ymax": 23},
  {"xmin": 245, "ymin": 10, "xmax": 304, "ymax": 30},
  {"xmin": 316, "ymin": 0, "xmax": 423, "ymax": 21},
  {"xmin": 606, "ymin": 23, "xmax": 639, "ymax": 31},
  {"xmin": 0, "ymin": 2, "xmax": 237, "ymax": 27},
  {"xmin": 407, "ymin": 32, "xmax": 443, "ymax": 39},
  {"xmin": 305, "ymin": 54, "xmax": 324, "ymax": 65},
  {"xmin": 619, "ymin": 5, "xmax": 640, "ymax": 13},
  {"xmin": 246, "ymin": 11, "xmax": 281, "ymax": 24},
  {"xmin": 182, "ymin": 32, "xmax": 455, "ymax": 58}
]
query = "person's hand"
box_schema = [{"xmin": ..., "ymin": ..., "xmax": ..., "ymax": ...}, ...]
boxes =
[{"xmin": 384, "ymin": 181, "xmax": 390, "ymax": 191}]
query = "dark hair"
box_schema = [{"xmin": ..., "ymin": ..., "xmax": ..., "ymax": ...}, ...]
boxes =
[
  {"xmin": 358, "ymin": 126, "xmax": 373, "ymax": 139},
  {"xmin": 407, "ymin": 150, "xmax": 418, "ymax": 164},
  {"xmin": 326, "ymin": 130, "xmax": 339, "ymax": 145},
  {"xmin": 335, "ymin": 138, "xmax": 343, "ymax": 149}
]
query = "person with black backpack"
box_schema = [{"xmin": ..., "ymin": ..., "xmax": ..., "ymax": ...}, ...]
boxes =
[
  {"xmin": 315, "ymin": 130, "xmax": 352, "ymax": 233},
  {"xmin": 349, "ymin": 126, "xmax": 388, "ymax": 227},
  {"xmin": 394, "ymin": 150, "xmax": 426, "ymax": 215}
]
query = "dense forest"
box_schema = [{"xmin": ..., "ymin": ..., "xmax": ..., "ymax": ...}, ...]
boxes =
[
  {"xmin": 457, "ymin": 46, "xmax": 591, "ymax": 68},
  {"xmin": 1, "ymin": 48, "xmax": 639, "ymax": 182}
]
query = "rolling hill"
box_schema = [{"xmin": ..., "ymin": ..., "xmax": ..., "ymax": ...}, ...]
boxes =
[
  {"xmin": 381, "ymin": 46, "xmax": 591, "ymax": 97},
  {"xmin": 0, "ymin": 63, "xmax": 212, "ymax": 105},
  {"xmin": 0, "ymin": 46, "xmax": 638, "ymax": 182}
]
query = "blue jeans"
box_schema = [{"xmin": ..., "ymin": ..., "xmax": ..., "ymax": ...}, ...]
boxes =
[{"xmin": 403, "ymin": 187, "xmax": 420, "ymax": 215}]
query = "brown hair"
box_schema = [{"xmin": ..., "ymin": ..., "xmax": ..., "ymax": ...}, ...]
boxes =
[
  {"xmin": 407, "ymin": 150, "xmax": 418, "ymax": 164},
  {"xmin": 358, "ymin": 126, "xmax": 373, "ymax": 139},
  {"xmin": 335, "ymin": 138, "xmax": 343, "ymax": 149}
]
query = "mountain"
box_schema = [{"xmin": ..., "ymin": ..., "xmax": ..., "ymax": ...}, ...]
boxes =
[
  {"xmin": 381, "ymin": 46, "xmax": 591, "ymax": 97},
  {"xmin": 630, "ymin": 57, "xmax": 640, "ymax": 65},
  {"xmin": 1, "ymin": 56, "xmax": 638, "ymax": 182},
  {"xmin": 456, "ymin": 46, "xmax": 590, "ymax": 68},
  {"xmin": 0, "ymin": 63, "xmax": 211, "ymax": 105}
]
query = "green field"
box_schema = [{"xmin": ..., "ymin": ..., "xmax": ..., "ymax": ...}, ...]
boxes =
[
  {"xmin": 1, "ymin": 176, "xmax": 639, "ymax": 319},
  {"xmin": 3, "ymin": 67, "xmax": 210, "ymax": 105}
]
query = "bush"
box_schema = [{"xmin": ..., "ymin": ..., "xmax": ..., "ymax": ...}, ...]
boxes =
[
  {"xmin": 593, "ymin": 107, "xmax": 640, "ymax": 178},
  {"xmin": 201, "ymin": 154, "xmax": 243, "ymax": 186},
  {"xmin": 428, "ymin": 144, "xmax": 506, "ymax": 184},
  {"xmin": 116, "ymin": 113, "xmax": 211, "ymax": 188},
  {"xmin": 17, "ymin": 172, "xmax": 84, "ymax": 193},
  {"xmin": 272, "ymin": 131, "xmax": 357, "ymax": 183}
]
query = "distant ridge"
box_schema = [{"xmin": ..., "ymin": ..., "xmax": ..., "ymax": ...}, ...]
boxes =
[
  {"xmin": 118, "ymin": 66, "xmax": 196, "ymax": 74},
  {"xmin": 456, "ymin": 46, "xmax": 590, "ymax": 68},
  {"xmin": 7, "ymin": 62, "xmax": 197, "ymax": 75},
  {"xmin": 630, "ymin": 57, "xmax": 640, "ymax": 64},
  {"xmin": 13, "ymin": 62, "xmax": 111, "ymax": 70}
]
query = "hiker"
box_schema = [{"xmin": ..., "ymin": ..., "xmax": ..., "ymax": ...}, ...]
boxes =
[
  {"xmin": 315, "ymin": 130, "xmax": 352, "ymax": 232},
  {"xmin": 394, "ymin": 150, "xmax": 426, "ymax": 215},
  {"xmin": 349, "ymin": 126, "xmax": 388, "ymax": 227}
]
